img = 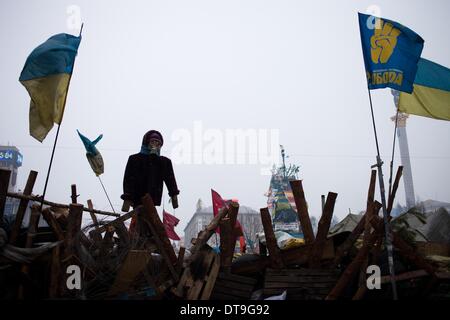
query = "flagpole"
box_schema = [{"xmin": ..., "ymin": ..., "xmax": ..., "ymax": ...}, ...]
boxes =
[
  {"xmin": 366, "ymin": 87, "xmax": 399, "ymax": 300},
  {"xmin": 38, "ymin": 23, "xmax": 84, "ymax": 213},
  {"xmin": 388, "ymin": 106, "xmax": 400, "ymax": 197},
  {"xmin": 98, "ymin": 176, "xmax": 116, "ymax": 213}
]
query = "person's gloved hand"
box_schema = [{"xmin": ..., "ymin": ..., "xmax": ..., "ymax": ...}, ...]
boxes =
[{"xmin": 171, "ymin": 195, "xmax": 179, "ymax": 209}]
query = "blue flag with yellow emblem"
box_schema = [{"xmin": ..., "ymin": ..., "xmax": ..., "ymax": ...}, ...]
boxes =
[{"xmin": 358, "ymin": 13, "xmax": 424, "ymax": 93}]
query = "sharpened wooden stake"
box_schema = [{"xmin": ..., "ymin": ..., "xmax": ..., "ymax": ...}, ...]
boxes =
[
  {"xmin": 290, "ymin": 180, "xmax": 315, "ymax": 244},
  {"xmin": 309, "ymin": 192, "xmax": 337, "ymax": 268},
  {"xmin": 260, "ymin": 207, "xmax": 284, "ymax": 269},
  {"xmin": 9, "ymin": 170, "xmax": 38, "ymax": 245}
]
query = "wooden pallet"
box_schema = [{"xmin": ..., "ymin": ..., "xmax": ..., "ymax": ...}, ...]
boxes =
[
  {"xmin": 211, "ymin": 273, "xmax": 257, "ymax": 300},
  {"xmin": 264, "ymin": 268, "xmax": 339, "ymax": 300}
]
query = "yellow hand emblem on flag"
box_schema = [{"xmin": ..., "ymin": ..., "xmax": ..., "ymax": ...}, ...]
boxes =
[{"xmin": 370, "ymin": 20, "xmax": 401, "ymax": 64}]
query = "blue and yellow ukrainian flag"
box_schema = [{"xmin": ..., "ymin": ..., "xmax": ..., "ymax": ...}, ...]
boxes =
[
  {"xmin": 19, "ymin": 33, "xmax": 81, "ymax": 142},
  {"xmin": 358, "ymin": 13, "xmax": 424, "ymax": 93},
  {"xmin": 399, "ymin": 58, "xmax": 450, "ymax": 121}
]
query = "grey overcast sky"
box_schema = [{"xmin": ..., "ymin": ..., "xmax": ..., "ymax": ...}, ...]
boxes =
[{"xmin": 1, "ymin": 0, "xmax": 449, "ymax": 237}]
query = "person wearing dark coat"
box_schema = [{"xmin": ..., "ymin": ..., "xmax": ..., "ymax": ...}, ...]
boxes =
[{"xmin": 121, "ymin": 130, "xmax": 179, "ymax": 210}]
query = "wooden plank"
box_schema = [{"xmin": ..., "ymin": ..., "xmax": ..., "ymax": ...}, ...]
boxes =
[
  {"xmin": 217, "ymin": 273, "xmax": 257, "ymax": 285},
  {"xmin": 141, "ymin": 194, "xmax": 177, "ymax": 265},
  {"xmin": 219, "ymin": 217, "xmax": 233, "ymax": 270},
  {"xmin": 211, "ymin": 292, "xmax": 242, "ymax": 300},
  {"xmin": 18, "ymin": 203, "xmax": 42, "ymax": 299},
  {"xmin": 0, "ymin": 169, "xmax": 11, "ymax": 223},
  {"xmin": 265, "ymin": 282, "xmax": 334, "ymax": 289},
  {"xmin": 9, "ymin": 170, "xmax": 38, "ymax": 244},
  {"xmin": 266, "ymin": 276, "xmax": 338, "ymax": 283},
  {"xmin": 89, "ymin": 207, "xmax": 139, "ymax": 237},
  {"xmin": 213, "ymin": 285, "xmax": 252, "ymax": 298},
  {"xmin": 309, "ymin": 192, "xmax": 337, "ymax": 267},
  {"xmin": 260, "ymin": 207, "xmax": 284, "ymax": 269},
  {"xmin": 108, "ymin": 250, "xmax": 151, "ymax": 296},
  {"xmin": 6, "ymin": 192, "xmax": 120, "ymax": 217},
  {"xmin": 187, "ymin": 250, "xmax": 216, "ymax": 300},
  {"xmin": 380, "ymin": 270, "xmax": 428, "ymax": 284},
  {"xmin": 200, "ymin": 254, "xmax": 220, "ymax": 300},
  {"xmin": 359, "ymin": 171, "xmax": 377, "ymax": 288},
  {"xmin": 387, "ymin": 166, "xmax": 403, "ymax": 215},
  {"xmin": 281, "ymin": 239, "xmax": 334, "ymax": 266},
  {"xmin": 333, "ymin": 201, "xmax": 382, "ymax": 267},
  {"xmin": 71, "ymin": 184, "xmax": 78, "ymax": 204},
  {"xmin": 86, "ymin": 199, "xmax": 102, "ymax": 246},
  {"xmin": 64, "ymin": 203, "xmax": 83, "ymax": 259},
  {"xmin": 114, "ymin": 220, "xmax": 131, "ymax": 248},
  {"xmin": 41, "ymin": 208, "xmax": 65, "ymax": 241},
  {"xmin": 326, "ymin": 217, "xmax": 382, "ymax": 300},
  {"xmin": 213, "ymin": 281, "xmax": 254, "ymax": 293},
  {"xmin": 176, "ymin": 247, "xmax": 186, "ymax": 276},
  {"xmin": 290, "ymin": 180, "xmax": 315, "ymax": 244},
  {"xmin": 188, "ymin": 206, "xmax": 229, "ymax": 264},
  {"xmin": 49, "ymin": 244, "xmax": 62, "ymax": 298},
  {"xmin": 266, "ymin": 268, "xmax": 339, "ymax": 276}
]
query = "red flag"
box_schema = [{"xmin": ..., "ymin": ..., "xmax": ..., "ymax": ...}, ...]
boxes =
[
  {"xmin": 163, "ymin": 210, "xmax": 180, "ymax": 241},
  {"xmin": 211, "ymin": 189, "xmax": 246, "ymax": 244}
]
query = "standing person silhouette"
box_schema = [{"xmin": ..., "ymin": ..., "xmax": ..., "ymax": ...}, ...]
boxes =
[{"xmin": 121, "ymin": 130, "xmax": 179, "ymax": 232}]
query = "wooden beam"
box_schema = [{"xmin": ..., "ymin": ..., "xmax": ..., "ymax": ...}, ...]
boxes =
[
  {"xmin": 188, "ymin": 207, "xmax": 229, "ymax": 263},
  {"xmin": 219, "ymin": 217, "xmax": 233, "ymax": 271},
  {"xmin": 260, "ymin": 207, "xmax": 284, "ymax": 269},
  {"xmin": 326, "ymin": 217, "xmax": 382, "ymax": 300},
  {"xmin": 17, "ymin": 203, "xmax": 42, "ymax": 299},
  {"xmin": 89, "ymin": 207, "xmax": 139, "ymax": 237},
  {"xmin": 141, "ymin": 194, "xmax": 179, "ymax": 282},
  {"xmin": 71, "ymin": 184, "xmax": 78, "ymax": 204},
  {"xmin": 108, "ymin": 250, "xmax": 151, "ymax": 296},
  {"xmin": 41, "ymin": 208, "xmax": 65, "ymax": 241},
  {"xmin": 333, "ymin": 201, "xmax": 382, "ymax": 267},
  {"xmin": 49, "ymin": 244, "xmax": 62, "ymax": 298},
  {"xmin": 0, "ymin": 169, "xmax": 11, "ymax": 223},
  {"xmin": 64, "ymin": 203, "xmax": 83, "ymax": 260},
  {"xmin": 290, "ymin": 180, "xmax": 315, "ymax": 244},
  {"xmin": 141, "ymin": 194, "xmax": 177, "ymax": 265},
  {"xmin": 86, "ymin": 200, "xmax": 102, "ymax": 244},
  {"xmin": 309, "ymin": 192, "xmax": 337, "ymax": 268},
  {"xmin": 387, "ymin": 166, "xmax": 403, "ymax": 216},
  {"xmin": 176, "ymin": 247, "xmax": 186, "ymax": 276},
  {"xmin": 87, "ymin": 199, "xmax": 99, "ymax": 227},
  {"xmin": 359, "ymin": 170, "xmax": 377, "ymax": 288},
  {"xmin": 9, "ymin": 170, "xmax": 38, "ymax": 245},
  {"xmin": 6, "ymin": 192, "xmax": 120, "ymax": 217},
  {"xmin": 200, "ymin": 254, "xmax": 220, "ymax": 300}
]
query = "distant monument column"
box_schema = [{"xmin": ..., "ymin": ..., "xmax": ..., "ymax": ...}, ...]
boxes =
[{"xmin": 390, "ymin": 112, "xmax": 416, "ymax": 209}]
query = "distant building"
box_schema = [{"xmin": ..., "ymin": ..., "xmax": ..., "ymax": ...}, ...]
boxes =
[
  {"xmin": 183, "ymin": 204, "xmax": 263, "ymax": 253},
  {"xmin": 0, "ymin": 146, "xmax": 23, "ymax": 222}
]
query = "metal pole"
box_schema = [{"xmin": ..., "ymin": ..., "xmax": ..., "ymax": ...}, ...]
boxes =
[
  {"xmin": 98, "ymin": 176, "xmax": 116, "ymax": 214},
  {"xmin": 367, "ymin": 88, "xmax": 398, "ymax": 300},
  {"xmin": 388, "ymin": 107, "xmax": 400, "ymax": 198}
]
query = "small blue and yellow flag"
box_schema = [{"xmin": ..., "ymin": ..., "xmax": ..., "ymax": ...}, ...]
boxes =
[
  {"xmin": 19, "ymin": 33, "xmax": 81, "ymax": 142},
  {"xmin": 77, "ymin": 130, "xmax": 104, "ymax": 176},
  {"xmin": 358, "ymin": 13, "xmax": 424, "ymax": 93},
  {"xmin": 399, "ymin": 58, "xmax": 450, "ymax": 121}
]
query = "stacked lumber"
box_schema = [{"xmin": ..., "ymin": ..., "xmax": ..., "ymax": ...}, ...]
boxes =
[{"xmin": 2, "ymin": 166, "xmax": 450, "ymax": 300}]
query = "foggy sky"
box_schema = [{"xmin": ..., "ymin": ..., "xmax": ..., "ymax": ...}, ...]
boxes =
[{"xmin": 1, "ymin": 0, "xmax": 449, "ymax": 237}]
